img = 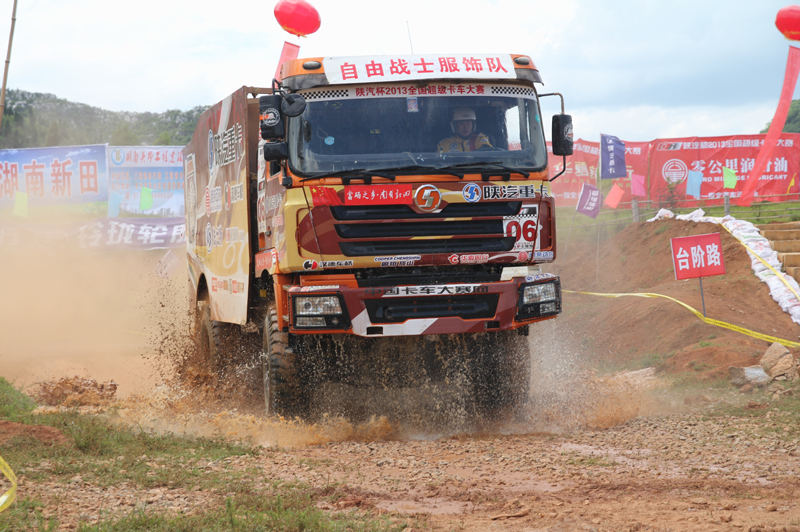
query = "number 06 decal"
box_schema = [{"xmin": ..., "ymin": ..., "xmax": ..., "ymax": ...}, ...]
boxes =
[{"xmin": 503, "ymin": 218, "xmax": 537, "ymax": 250}]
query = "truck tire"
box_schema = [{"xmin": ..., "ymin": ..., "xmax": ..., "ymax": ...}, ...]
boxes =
[
  {"xmin": 470, "ymin": 330, "xmax": 530, "ymax": 416},
  {"xmin": 262, "ymin": 304, "xmax": 307, "ymax": 418},
  {"xmin": 197, "ymin": 300, "xmax": 226, "ymax": 373}
]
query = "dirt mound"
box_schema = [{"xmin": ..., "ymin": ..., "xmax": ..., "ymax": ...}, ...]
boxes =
[
  {"xmin": 0, "ymin": 420, "xmax": 70, "ymax": 446},
  {"xmin": 31, "ymin": 376, "xmax": 118, "ymax": 407},
  {"xmin": 549, "ymin": 219, "xmax": 800, "ymax": 378}
]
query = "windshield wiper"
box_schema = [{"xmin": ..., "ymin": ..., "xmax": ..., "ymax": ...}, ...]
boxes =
[
  {"xmin": 374, "ymin": 164, "xmax": 465, "ymax": 179},
  {"xmin": 300, "ymin": 169, "xmax": 396, "ymax": 184},
  {"xmin": 439, "ymin": 162, "xmax": 531, "ymax": 179}
]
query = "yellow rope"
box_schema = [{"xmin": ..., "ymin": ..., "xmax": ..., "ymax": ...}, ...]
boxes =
[
  {"xmin": 0, "ymin": 455, "xmax": 17, "ymax": 513},
  {"xmin": 564, "ymin": 289, "xmax": 800, "ymax": 348}
]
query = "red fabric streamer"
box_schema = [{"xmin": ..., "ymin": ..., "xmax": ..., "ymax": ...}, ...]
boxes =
[{"xmin": 739, "ymin": 46, "xmax": 800, "ymax": 206}]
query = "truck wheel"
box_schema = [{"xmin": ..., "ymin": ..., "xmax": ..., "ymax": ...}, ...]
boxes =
[
  {"xmin": 470, "ymin": 331, "xmax": 530, "ymax": 416},
  {"xmin": 262, "ymin": 304, "xmax": 307, "ymax": 418},
  {"xmin": 197, "ymin": 300, "xmax": 227, "ymax": 373}
]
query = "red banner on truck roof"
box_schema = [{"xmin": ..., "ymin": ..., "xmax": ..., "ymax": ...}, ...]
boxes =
[{"xmin": 324, "ymin": 54, "xmax": 517, "ymax": 84}]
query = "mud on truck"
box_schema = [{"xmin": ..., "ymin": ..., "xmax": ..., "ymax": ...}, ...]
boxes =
[{"xmin": 183, "ymin": 53, "xmax": 573, "ymax": 419}]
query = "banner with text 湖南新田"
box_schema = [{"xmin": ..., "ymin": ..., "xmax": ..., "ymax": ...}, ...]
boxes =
[{"xmin": 0, "ymin": 144, "xmax": 108, "ymax": 216}]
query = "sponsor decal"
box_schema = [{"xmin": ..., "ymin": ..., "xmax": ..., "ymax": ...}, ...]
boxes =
[
  {"xmin": 564, "ymin": 123, "xmax": 574, "ymax": 142},
  {"xmin": 208, "ymin": 185, "xmax": 223, "ymax": 214},
  {"xmin": 209, "ymin": 122, "xmax": 244, "ymax": 168},
  {"xmin": 448, "ymin": 253, "xmax": 489, "ymax": 265},
  {"xmin": 266, "ymin": 192, "xmax": 282, "ymax": 214},
  {"xmin": 345, "ymin": 184, "xmax": 413, "ymax": 205},
  {"xmin": 374, "ymin": 255, "xmax": 421, "ymax": 267},
  {"xmin": 367, "ymin": 284, "xmax": 490, "ymax": 297},
  {"xmin": 225, "ymin": 182, "xmax": 230, "ymax": 210},
  {"xmin": 255, "ymin": 250, "xmax": 272, "ymax": 271},
  {"xmin": 482, "ymin": 184, "xmax": 540, "ymax": 200},
  {"xmin": 231, "ymin": 180, "xmax": 245, "ymax": 204},
  {"xmin": 205, "ymin": 222, "xmax": 213, "ymax": 253},
  {"xmin": 322, "ymin": 260, "xmax": 353, "ymax": 268},
  {"xmin": 224, "ymin": 227, "xmax": 246, "ymax": 243},
  {"xmin": 211, "ymin": 276, "xmax": 218, "ymax": 292},
  {"xmin": 302, "ymin": 259, "xmax": 354, "ymax": 270},
  {"xmin": 525, "ymin": 273, "xmax": 557, "ymax": 282},
  {"xmin": 656, "ymin": 142, "xmax": 683, "ymax": 151},
  {"xmin": 462, "ymin": 182, "xmax": 481, "ymax": 203},
  {"xmin": 257, "ymin": 190, "xmax": 267, "ymax": 234},
  {"xmin": 300, "ymin": 285, "xmax": 340, "ymax": 292},
  {"xmin": 533, "ymin": 250, "xmax": 554, "ymax": 260},
  {"xmin": 517, "ymin": 251, "xmax": 529, "ymax": 262},
  {"xmin": 273, "ymin": 214, "xmax": 284, "ymax": 226},
  {"xmin": 413, "ymin": 184, "xmax": 442, "ymax": 212},
  {"xmin": 303, "ymin": 259, "xmax": 321, "ymax": 270},
  {"xmin": 662, "ymin": 158, "xmax": 688, "ymax": 184},
  {"xmin": 260, "ymin": 108, "xmax": 280, "ymax": 127}
]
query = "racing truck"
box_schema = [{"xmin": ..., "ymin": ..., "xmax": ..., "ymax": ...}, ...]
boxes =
[{"xmin": 182, "ymin": 53, "xmax": 573, "ymax": 419}]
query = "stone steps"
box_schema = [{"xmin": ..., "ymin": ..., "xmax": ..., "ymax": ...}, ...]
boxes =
[{"xmin": 758, "ymin": 223, "xmax": 800, "ymax": 284}]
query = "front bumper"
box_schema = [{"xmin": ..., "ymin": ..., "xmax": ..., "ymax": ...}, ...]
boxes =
[{"xmin": 286, "ymin": 270, "xmax": 561, "ymax": 337}]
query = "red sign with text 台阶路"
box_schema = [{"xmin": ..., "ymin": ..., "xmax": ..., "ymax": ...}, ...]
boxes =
[{"xmin": 670, "ymin": 233, "xmax": 726, "ymax": 281}]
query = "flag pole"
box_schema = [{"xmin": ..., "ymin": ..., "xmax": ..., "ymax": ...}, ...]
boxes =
[{"xmin": 0, "ymin": 0, "xmax": 18, "ymax": 134}]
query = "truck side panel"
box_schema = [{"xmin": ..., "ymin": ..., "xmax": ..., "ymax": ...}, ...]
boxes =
[{"xmin": 183, "ymin": 87, "xmax": 252, "ymax": 325}]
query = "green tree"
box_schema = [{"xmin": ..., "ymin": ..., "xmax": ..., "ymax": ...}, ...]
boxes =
[
  {"xmin": 761, "ymin": 99, "xmax": 800, "ymax": 133},
  {"xmin": 110, "ymin": 121, "xmax": 140, "ymax": 146},
  {"xmin": 154, "ymin": 130, "xmax": 172, "ymax": 145},
  {"xmin": 44, "ymin": 119, "xmax": 61, "ymax": 146}
]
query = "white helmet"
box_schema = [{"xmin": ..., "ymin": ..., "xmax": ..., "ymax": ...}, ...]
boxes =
[
  {"xmin": 452, "ymin": 107, "xmax": 476, "ymax": 121},
  {"xmin": 451, "ymin": 107, "xmax": 476, "ymax": 135}
]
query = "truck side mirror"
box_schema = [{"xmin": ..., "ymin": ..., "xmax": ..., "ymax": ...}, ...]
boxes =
[
  {"xmin": 551, "ymin": 114, "xmax": 573, "ymax": 156},
  {"xmin": 259, "ymin": 95, "xmax": 285, "ymax": 140},
  {"xmin": 281, "ymin": 93, "xmax": 306, "ymax": 117},
  {"xmin": 263, "ymin": 142, "xmax": 288, "ymax": 161}
]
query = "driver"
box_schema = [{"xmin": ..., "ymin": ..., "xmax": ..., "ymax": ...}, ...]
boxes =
[{"xmin": 438, "ymin": 107, "xmax": 492, "ymax": 153}]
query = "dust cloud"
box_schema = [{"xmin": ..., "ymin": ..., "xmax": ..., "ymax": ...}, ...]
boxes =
[
  {"xmin": 0, "ymin": 238, "xmax": 188, "ymax": 398},
  {"xmin": 3, "ymin": 235, "xmax": 656, "ymax": 447}
]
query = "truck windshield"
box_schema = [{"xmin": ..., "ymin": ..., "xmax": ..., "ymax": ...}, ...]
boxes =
[{"xmin": 287, "ymin": 82, "xmax": 547, "ymax": 176}]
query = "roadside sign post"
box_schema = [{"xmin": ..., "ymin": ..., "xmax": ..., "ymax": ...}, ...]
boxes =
[{"xmin": 670, "ymin": 232, "xmax": 727, "ymax": 317}]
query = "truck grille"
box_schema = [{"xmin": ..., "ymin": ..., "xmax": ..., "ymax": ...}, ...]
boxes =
[
  {"xmin": 365, "ymin": 294, "xmax": 499, "ymax": 323},
  {"xmin": 336, "ymin": 220, "xmax": 503, "ymax": 239},
  {"xmin": 331, "ymin": 202, "xmax": 521, "ymax": 220},
  {"xmin": 340, "ymin": 237, "xmax": 516, "ymax": 256}
]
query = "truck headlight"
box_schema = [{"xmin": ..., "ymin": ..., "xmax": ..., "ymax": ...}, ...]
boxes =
[
  {"xmin": 294, "ymin": 296, "xmax": 342, "ymax": 315},
  {"xmin": 523, "ymin": 283, "xmax": 556, "ymax": 304},
  {"xmin": 517, "ymin": 279, "xmax": 561, "ymax": 321},
  {"xmin": 290, "ymin": 293, "xmax": 350, "ymax": 330}
]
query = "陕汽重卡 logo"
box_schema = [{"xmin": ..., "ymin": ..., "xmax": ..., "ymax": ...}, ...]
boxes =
[
  {"xmin": 462, "ymin": 183, "xmax": 481, "ymax": 203},
  {"xmin": 414, "ymin": 185, "xmax": 442, "ymax": 212},
  {"xmin": 662, "ymin": 159, "xmax": 688, "ymax": 184}
]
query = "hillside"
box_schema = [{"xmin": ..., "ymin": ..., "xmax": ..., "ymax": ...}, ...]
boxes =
[{"xmin": 0, "ymin": 89, "xmax": 208, "ymax": 149}]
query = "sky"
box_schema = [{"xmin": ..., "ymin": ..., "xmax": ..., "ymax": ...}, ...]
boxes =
[{"xmin": 1, "ymin": 0, "xmax": 798, "ymax": 142}]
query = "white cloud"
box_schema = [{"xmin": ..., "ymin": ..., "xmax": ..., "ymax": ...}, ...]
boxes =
[{"xmin": 0, "ymin": 0, "xmax": 793, "ymax": 141}]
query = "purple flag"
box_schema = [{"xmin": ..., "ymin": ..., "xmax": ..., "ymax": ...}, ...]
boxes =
[
  {"xmin": 576, "ymin": 183, "xmax": 602, "ymax": 219},
  {"xmin": 600, "ymin": 134, "xmax": 627, "ymax": 179}
]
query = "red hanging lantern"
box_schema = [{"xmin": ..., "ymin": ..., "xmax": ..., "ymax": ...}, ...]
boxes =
[
  {"xmin": 274, "ymin": 0, "xmax": 321, "ymax": 37},
  {"xmin": 776, "ymin": 5, "xmax": 800, "ymax": 41}
]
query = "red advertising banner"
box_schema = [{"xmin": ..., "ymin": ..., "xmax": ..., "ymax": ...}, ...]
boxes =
[
  {"xmin": 670, "ymin": 233, "xmax": 726, "ymax": 280},
  {"xmin": 649, "ymin": 134, "xmax": 800, "ymax": 205},
  {"xmin": 548, "ymin": 139, "xmax": 650, "ymax": 207}
]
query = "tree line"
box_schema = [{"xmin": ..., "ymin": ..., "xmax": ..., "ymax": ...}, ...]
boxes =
[{"xmin": 0, "ymin": 89, "xmax": 209, "ymax": 149}]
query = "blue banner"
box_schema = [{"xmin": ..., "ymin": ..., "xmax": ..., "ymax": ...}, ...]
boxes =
[
  {"xmin": 0, "ymin": 144, "xmax": 108, "ymax": 216},
  {"xmin": 107, "ymin": 146, "xmax": 185, "ymax": 217},
  {"xmin": 600, "ymin": 134, "xmax": 627, "ymax": 179}
]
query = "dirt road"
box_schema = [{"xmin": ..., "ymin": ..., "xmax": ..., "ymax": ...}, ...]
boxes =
[{"xmin": 6, "ymin": 219, "xmax": 800, "ymax": 530}]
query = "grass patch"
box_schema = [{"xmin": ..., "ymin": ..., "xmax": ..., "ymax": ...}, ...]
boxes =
[{"xmin": 0, "ymin": 378, "xmax": 412, "ymax": 531}]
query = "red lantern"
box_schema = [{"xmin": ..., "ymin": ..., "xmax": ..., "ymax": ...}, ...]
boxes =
[
  {"xmin": 274, "ymin": 0, "xmax": 321, "ymax": 37},
  {"xmin": 776, "ymin": 5, "xmax": 800, "ymax": 41}
]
